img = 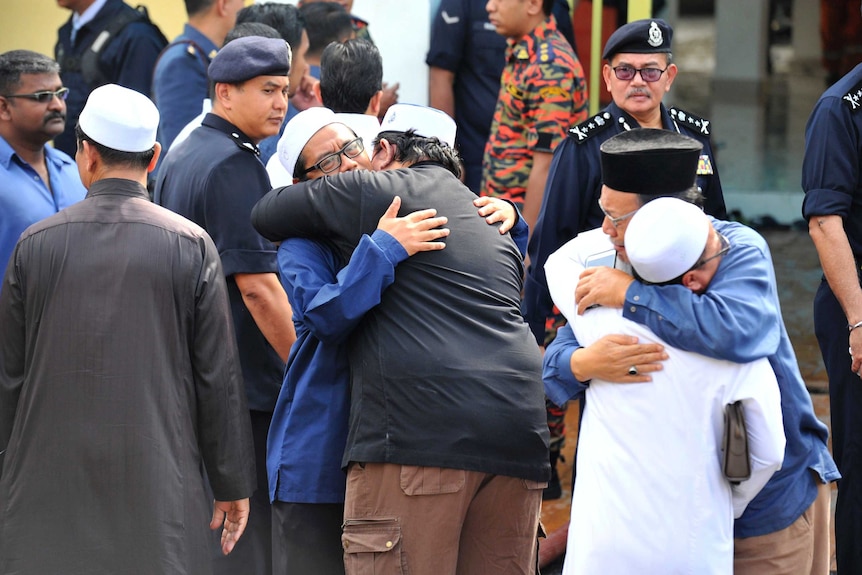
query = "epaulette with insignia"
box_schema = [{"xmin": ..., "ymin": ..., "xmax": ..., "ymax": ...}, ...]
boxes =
[
  {"xmin": 568, "ymin": 111, "xmax": 613, "ymax": 143},
  {"xmin": 537, "ymin": 40, "xmax": 557, "ymax": 64},
  {"xmin": 670, "ymin": 107, "xmax": 711, "ymax": 136},
  {"xmin": 842, "ymin": 78, "xmax": 862, "ymax": 111},
  {"xmin": 229, "ymin": 131, "xmax": 260, "ymax": 156}
]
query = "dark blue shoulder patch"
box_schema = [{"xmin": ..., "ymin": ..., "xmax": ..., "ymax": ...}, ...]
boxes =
[
  {"xmin": 670, "ymin": 107, "xmax": 711, "ymax": 136},
  {"xmin": 842, "ymin": 79, "xmax": 862, "ymax": 111},
  {"xmin": 568, "ymin": 111, "xmax": 613, "ymax": 143}
]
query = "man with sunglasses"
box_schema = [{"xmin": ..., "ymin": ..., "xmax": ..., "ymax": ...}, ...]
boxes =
[
  {"xmin": 0, "ymin": 49, "xmax": 86, "ymax": 277},
  {"xmin": 154, "ymin": 37, "xmax": 297, "ymax": 574},
  {"xmin": 524, "ymin": 18, "xmax": 727, "ymax": 352},
  {"xmin": 546, "ymin": 193, "xmax": 785, "ymax": 574},
  {"xmin": 545, "ymin": 129, "xmax": 838, "ymax": 574}
]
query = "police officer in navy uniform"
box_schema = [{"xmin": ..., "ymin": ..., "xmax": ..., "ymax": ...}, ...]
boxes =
[
  {"xmin": 803, "ymin": 59, "xmax": 862, "ymax": 575},
  {"xmin": 54, "ymin": 0, "xmax": 166, "ymax": 157},
  {"xmin": 155, "ymin": 36, "xmax": 297, "ymax": 575},
  {"xmin": 153, "ymin": 0, "xmax": 244, "ymax": 156},
  {"xmin": 427, "ymin": 0, "xmax": 506, "ymax": 194},
  {"xmin": 524, "ymin": 18, "xmax": 727, "ymax": 344}
]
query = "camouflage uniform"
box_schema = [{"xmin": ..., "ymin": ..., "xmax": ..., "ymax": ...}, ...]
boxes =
[{"xmin": 480, "ymin": 16, "xmax": 588, "ymax": 206}]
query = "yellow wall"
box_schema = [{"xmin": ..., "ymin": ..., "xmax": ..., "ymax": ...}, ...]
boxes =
[{"xmin": 0, "ymin": 0, "xmax": 188, "ymax": 58}]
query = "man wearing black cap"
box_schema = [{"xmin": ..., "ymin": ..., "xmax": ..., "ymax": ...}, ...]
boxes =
[
  {"xmin": 524, "ymin": 18, "xmax": 727, "ymax": 352},
  {"xmin": 0, "ymin": 84, "xmax": 255, "ymax": 574},
  {"xmin": 547, "ymin": 128, "xmax": 838, "ymax": 575},
  {"xmin": 154, "ymin": 36, "xmax": 297, "ymax": 574},
  {"xmin": 544, "ymin": 191, "xmax": 785, "ymax": 574}
]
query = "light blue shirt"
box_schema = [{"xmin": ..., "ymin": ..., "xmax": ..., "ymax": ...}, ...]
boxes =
[{"xmin": 0, "ymin": 137, "xmax": 86, "ymax": 277}]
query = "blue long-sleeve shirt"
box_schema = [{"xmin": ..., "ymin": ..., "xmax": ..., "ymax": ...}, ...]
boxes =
[
  {"xmin": 544, "ymin": 219, "xmax": 839, "ymax": 538},
  {"xmin": 268, "ymin": 230, "xmax": 407, "ymax": 503}
]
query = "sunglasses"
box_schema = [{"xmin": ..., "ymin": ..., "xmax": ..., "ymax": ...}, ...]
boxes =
[
  {"xmin": 612, "ymin": 66, "xmax": 668, "ymax": 83},
  {"xmin": 2, "ymin": 87, "xmax": 70, "ymax": 103},
  {"xmin": 299, "ymin": 137, "xmax": 364, "ymax": 176}
]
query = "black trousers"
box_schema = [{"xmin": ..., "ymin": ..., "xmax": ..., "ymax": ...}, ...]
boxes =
[
  {"xmin": 212, "ymin": 410, "xmax": 273, "ymax": 575},
  {"xmin": 272, "ymin": 501, "xmax": 345, "ymax": 575},
  {"xmin": 814, "ymin": 280, "xmax": 862, "ymax": 574}
]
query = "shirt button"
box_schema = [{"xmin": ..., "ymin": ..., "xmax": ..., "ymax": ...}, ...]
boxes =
[
  {"xmin": 386, "ymin": 541, "xmax": 393, "ymax": 548},
  {"xmin": 629, "ymin": 306, "xmax": 636, "ymax": 313},
  {"xmin": 633, "ymin": 295, "xmax": 640, "ymax": 301}
]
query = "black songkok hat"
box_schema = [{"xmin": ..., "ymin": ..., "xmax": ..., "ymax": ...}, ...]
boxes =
[
  {"xmin": 208, "ymin": 36, "xmax": 291, "ymax": 84},
  {"xmin": 600, "ymin": 129, "xmax": 702, "ymax": 195},
  {"xmin": 602, "ymin": 19, "xmax": 673, "ymax": 60}
]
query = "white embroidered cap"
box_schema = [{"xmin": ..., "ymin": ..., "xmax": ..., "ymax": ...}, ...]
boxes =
[
  {"xmin": 379, "ymin": 103, "xmax": 456, "ymax": 147},
  {"xmin": 78, "ymin": 84, "xmax": 158, "ymax": 153},
  {"xmin": 626, "ymin": 197, "xmax": 710, "ymax": 283}
]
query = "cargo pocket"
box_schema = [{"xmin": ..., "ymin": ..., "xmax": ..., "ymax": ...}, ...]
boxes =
[
  {"xmin": 342, "ymin": 517, "xmax": 408, "ymax": 575},
  {"xmin": 400, "ymin": 465, "xmax": 465, "ymax": 496}
]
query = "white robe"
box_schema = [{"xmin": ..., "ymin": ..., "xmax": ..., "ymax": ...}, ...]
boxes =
[{"xmin": 546, "ymin": 229, "xmax": 786, "ymax": 575}]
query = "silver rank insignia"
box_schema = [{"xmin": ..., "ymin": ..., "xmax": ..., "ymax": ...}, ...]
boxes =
[
  {"xmin": 843, "ymin": 88, "xmax": 862, "ymax": 110},
  {"xmin": 569, "ymin": 112, "xmax": 612, "ymax": 142},
  {"xmin": 648, "ymin": 21, "xmax": 663, "ymax": 47}
]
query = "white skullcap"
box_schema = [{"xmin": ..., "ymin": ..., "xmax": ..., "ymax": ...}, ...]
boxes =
[
  {"xmin": 625, "ymin": 197, "xmax": 710, "ymax": 283},
  {"xmin": 78, "ymin": 84, "xmax": 158, "ymax": 153},
  {"xmin": 379, "ymin": 103, "xmax": 457, "ymax": 148},
  {"xmin": 277, "ymin": 107, "xmax": 338, "ymax": 179}
]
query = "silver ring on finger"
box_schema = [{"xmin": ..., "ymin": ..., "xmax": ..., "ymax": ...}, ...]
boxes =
[{"xmin": 628, "ymin": 365, "xmax": 639, "ymax": 376}]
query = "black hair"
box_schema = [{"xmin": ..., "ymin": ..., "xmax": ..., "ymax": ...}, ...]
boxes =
[
  {"xmin": 237, "ymin": 3, "xmax": 306, "ymax": 52},
  {"xmin": 319, "ymin": 39, "xmax": 382, "ymax": 114},
  {"xmin": 75, "ymin": 123, "xmax": 155, "ymax": 171},
  {"xmin": 184, "ymin": 0, "xmax": 215, "ymax": 18},
  {"xmin": 0, "ymin": 50, "xmax": 60, "ymax": 95},
  {"xmin": 637, "ymin": 185, "xmax": 705, "ymax": 210},
  {"xmin": 373, "ymin": 129, "xmax": 462, "ymax": 179},
  {"xmin": 300, "ymin": 2, "xmax": 354, "ymax": 58}
]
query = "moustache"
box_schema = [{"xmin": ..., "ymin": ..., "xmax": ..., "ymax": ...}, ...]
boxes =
[
  {"xmin": 44, "ymin": 111, "xmax": 66, "ymax": 124},
  {"xmin": 626, "ymin": 88, "xmax": 651, "ymax": 99}
]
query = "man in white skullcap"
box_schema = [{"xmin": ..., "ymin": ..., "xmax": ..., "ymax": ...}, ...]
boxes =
[
  {"xmin": 545, "ymin": 194, "xmax": 785, "ymax": 574},
  {"xmin": 266, "ymin": 105, "xmax": 526, "ymax": 574},
  {"xmin": 253, "ymin": 104, "xmax": 548, "ymax": 575},
  {"xmin": 0, "ymin": 84, "xmax": 255, "ymax": 574},
  {"xmin": 545, "ymin": 127, "xmax": 838, "ymax": 574}
]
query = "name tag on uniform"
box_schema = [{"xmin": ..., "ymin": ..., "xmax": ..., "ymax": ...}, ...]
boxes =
[{"xmin": 697, "ymin": 154, "xmax": 714, "ymax": 175}]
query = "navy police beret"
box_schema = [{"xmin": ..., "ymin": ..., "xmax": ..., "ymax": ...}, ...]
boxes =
[
  {"xmin": 208, "ymin": 36, "xmax": 291, "ymax": 84},
  {"xmin": 602, "ymin": 19, "xmax": 673, "ymax": 60},
  {"xmin": 600, "ymin": 129, "xmax": 701, "ymax": 195}
]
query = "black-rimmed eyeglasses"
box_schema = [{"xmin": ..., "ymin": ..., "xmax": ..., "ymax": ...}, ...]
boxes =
[
  {"xmin": 1, "ymin": 87, "xmax": 70, "ymax": 103},
  {"xmin": 612, "ymin": 66, "xmax": 668, "ymax": 82},
  {"xmin": 299, "ymin": 137, "xmax": 364, "ymax": 175}
]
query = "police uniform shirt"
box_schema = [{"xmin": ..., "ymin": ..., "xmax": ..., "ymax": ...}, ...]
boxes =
[
  {"xmin": 54, "ymin": 0, "xmax": 166, "ymax": 157},
  {"xmin": 523, "ymin": 100, "xmax": 727, "ymax": 342},
  {"xmin": 154, "ymin": 113, "xmax": 283, "ymax": 412},
  {"xmin": 802, "ymin": 63, "xmax": 862, "ymax": 256},
  {"xmin": 153, "ymin": 23, "xmax": 219, "ymax": 154},
  {"xmin": 426, "ymin": 0, "xmax": 507, "ymax": 193}
]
